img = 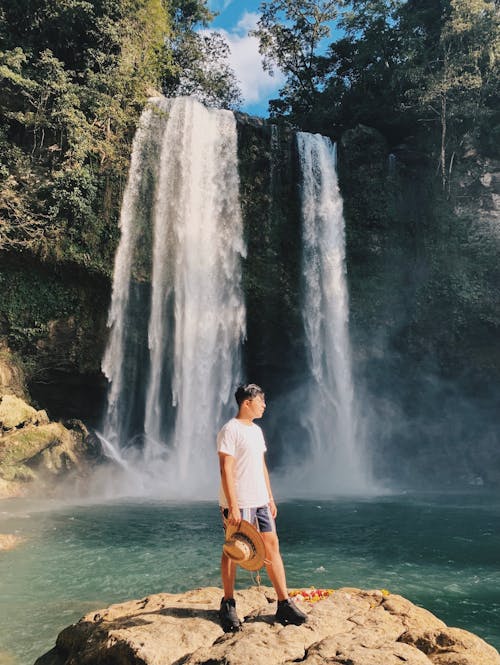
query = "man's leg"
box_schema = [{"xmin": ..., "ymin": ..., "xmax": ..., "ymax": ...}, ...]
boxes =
[
  {"xmin": 221, "ymin": 551, "xmax": 237, "ymax": 600},
  {"xmin": 257, "ymin": 507, "xmax": 307, "ymax": 626},
  {"xmin": 260, "ymin": 531, "xmax": 288, "ymax": 600},
  {"xmin": 219, "ymin": 513, "xmax": 241, "ymax": 632}
]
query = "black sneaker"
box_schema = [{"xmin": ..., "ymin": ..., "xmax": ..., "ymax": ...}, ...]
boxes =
[
  {"xmin": 219, "ymin": 597, "xmax": 241, "ymax": 632},
  {"xmin": 275, "ymin": 598, "xmax": 307, "ymax": 626}
]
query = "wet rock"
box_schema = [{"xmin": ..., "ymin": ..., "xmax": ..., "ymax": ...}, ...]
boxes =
[
  {"xmin": 0, "ymin": 406, "xmax": 97, "ymax": 497},
  {"xmin": 0, "ymin": 420, "xmax": 91, "ymax": 492},
  {"xmin": 0, "ymin": 533, "xmax": 25, "ymax": 551},
  {"xmin": 0, "ymin": 394, "xmax": 48, "ymax": 431},
  {"xmin": 34, "ymin": 587, "xmax": 500, "ymax": 665}
]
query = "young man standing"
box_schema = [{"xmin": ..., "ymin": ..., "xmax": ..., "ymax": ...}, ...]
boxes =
[{"xmin": 217, "ymin": 383, "xmax": 307, "ymax": 632}]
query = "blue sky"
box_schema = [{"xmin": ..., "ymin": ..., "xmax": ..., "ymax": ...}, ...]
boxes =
[{"xmin": 206, "ymin": 0, "xmax": 284, "ymax": 116}]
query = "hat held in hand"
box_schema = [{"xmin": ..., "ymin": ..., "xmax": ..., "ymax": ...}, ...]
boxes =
[{"xmin": 223, "ymin": 519, "xmax": 266, "ymax": 571}]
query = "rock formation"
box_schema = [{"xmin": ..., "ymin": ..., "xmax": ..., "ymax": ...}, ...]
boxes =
[
  {"xmin": 0, "ymin": 533, "xmax": 25, "ymax": 550},
  {"xmin": 0, "ymin": 342, "xmax": 100, "ymax": 497},
  {"xmin": 35, "ymin": 586, "xmax": 500, "ymax": 665}
]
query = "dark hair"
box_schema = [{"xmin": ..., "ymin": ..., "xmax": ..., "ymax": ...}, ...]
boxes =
[{"xmin": 235, "ymin": 383, "xmax": 264, "ymax": 406}]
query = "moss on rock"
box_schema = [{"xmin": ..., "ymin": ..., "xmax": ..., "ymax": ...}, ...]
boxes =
[
  {"xmin": 0, "ymin": 394, "xmax": 48, "ymax": 431},
  {"xmin": 0, "ymin": 373, "xmax": 99, "ymax": 495}
]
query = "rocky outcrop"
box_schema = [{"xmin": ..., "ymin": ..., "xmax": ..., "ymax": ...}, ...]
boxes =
[
  {"xmin": 0, "ymin": 344, "xmax": 100, "ymax": 497},
  {"xmin": 0, "ymin": 394, "xmax": 49, "ymax": 431},
  {"xmin": 0, "ymin": 533, "xmax": 25, "ymax": 550},
  {"xmin": 35, "ymin": 586, "xmax": 500, "ymax": 665},
  {"xmin": 0, "ymin": 411, "xmax": 98, "ymax": 497}
]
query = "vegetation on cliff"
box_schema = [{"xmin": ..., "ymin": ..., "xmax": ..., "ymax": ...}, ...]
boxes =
[
  {"xmin": 255, "ymin": 0, "xmax": 499, "ymax": 174},
  {"xmin": 0, "ymin": 0, "xmax": 240, "ymax": 269},
  {"xmin": 0, "ymin": 0, "xmax": 241, "ymax": 399}
]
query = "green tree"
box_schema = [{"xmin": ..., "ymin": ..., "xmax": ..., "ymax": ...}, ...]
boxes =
[
  {"xmin": 163, "ymin": 30, "xmax": 242, "ymax": 109},
  {"xmin": 253, "ymin": 0, "xmax": 499, "ymax": 176},
  {"xmin": 326, "ymin": 0, "xmax": 411, "ymax": 137},
  {"xmin": 162, "ymin": 0, "xmax": 241, "ymax": 109},
  {"xmin": 407, "ymin": 0, "xmax": 499, "ymax": 190},
  {"xmin": 252, "ymin": 0, "xmax": 339, "ymax": 121},
  {"xmin": 0, "ymin": 0, "xmax": 172, "ymax": 259},
  {"xmin": 0, "ymin": 0, "xmax": 243, "ymax": 261}
]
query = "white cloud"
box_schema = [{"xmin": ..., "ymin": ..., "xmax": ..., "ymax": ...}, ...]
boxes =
[
  {"xmin": 200, "ymin": 11, "xmax": 284, "ymax": 110},
  {"xmin": 207, "ymin": 12, "xmax": 285, "ymax": 110},
  {"xmin": 235, "ymin": 10, "xmax": 259, "ymax": 34}
]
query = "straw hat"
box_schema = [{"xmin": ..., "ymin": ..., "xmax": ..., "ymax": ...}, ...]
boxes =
[{"xmin": 223, "ymin": 520, "xmax": 266, "ymax": 571}]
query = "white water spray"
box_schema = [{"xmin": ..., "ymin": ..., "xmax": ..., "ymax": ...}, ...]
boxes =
[
  {"xmin": 99, "ymin": 97, "xmax": 246, "ymax": 497},
  {"xmin": 296, "ymin": 132, "xmax": 369, "ymax": 493}
]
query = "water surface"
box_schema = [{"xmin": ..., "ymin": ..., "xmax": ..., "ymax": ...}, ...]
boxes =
[{"xmin": 0, "ymin": 493, "xmax": 498, "ymax": 664}]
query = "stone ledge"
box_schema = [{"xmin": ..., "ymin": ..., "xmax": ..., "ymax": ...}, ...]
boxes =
[{"xmin": 34, "ymin": 586, "xmax": 500, "ymax": 665}]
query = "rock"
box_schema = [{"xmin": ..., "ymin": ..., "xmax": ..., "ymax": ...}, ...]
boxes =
[
  {"xmin": 34, "ymin": 587, "xmax": 500, "ymax": 665},
  {"xmin": 0, "ymin": 341, "xmax": 27, "ymax": 399},
  {"xmin": 0, "ymin": 477, "xmax": 24, "ymax": 498},
  {"xmin": 401, "ymin": 626, "xmax": 500, "ymax": 665},
  {"xmin": 0, "ymin": 650, "xmax": 18, "ymax": 665},
  {"xmin": 0, "ymin": 418, "xmax": 97, "ymax": 496},
  {"xmin": 0, "ymin": 533, "xmax": 25, "ymax": 551},
  {"xmin": 0, "ymin": 339, "xmax": 101, "ymax": 496},
  {"xmin": 0, "ymin": 395, "xmax": 43, "ymax": 431}
]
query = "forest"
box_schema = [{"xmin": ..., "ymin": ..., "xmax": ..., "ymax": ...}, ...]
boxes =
[{"xmin": 1, "ymin": 0, "xmax": 497, "ymax": 267}]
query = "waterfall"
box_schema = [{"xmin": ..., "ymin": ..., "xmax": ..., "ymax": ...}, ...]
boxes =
[
  {"xmin": 101, "ymin": 104, "xmax": 162, "ymax": 454},
  {"xmin": 99, "ymin": 97, "xmax": 246, "ymax": 497},
  {"xmin": 296, "ymin": 132, "xmax": 369, "ymax": 493}
]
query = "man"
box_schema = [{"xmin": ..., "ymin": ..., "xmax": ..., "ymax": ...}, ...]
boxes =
[{"xmin": 217, "ymin": 383, "xmax": 307, "ymax": 632}]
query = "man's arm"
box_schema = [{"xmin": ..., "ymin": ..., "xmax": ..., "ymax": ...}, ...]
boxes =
[
  {"xmin": 219, "ymin": 452, "xmax": 241, "ymax": 525},
  {"xmin": 263, "ymin": 455, "xmax": 277, "ymax": 518}
]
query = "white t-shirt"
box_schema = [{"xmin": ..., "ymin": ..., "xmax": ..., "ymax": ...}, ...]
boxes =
[{"xmin": 217, "ymin": 418, "xmax": 269, "ymax": 508}]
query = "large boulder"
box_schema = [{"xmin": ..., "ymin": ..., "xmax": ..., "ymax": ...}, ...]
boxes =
[
  {"xmin": 0, "ymin": 341, "xmax": 100, "ymax": 497},
  {"xmin": 0, "ymin": 418, "xmax": 96, "ymax": 497},
  {"xmin": 35, "ymin": 586, "xmax": 500, "ymax": 665},
  {"xmin": 0, "ymin": 394, "xmax": 49, "ymax": 431}
]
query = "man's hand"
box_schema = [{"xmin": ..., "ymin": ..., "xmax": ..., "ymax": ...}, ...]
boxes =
[
  {"xmin": 269, "ymin": 498, "xmax": 277, "ymax": 519},
  {"xmin": 228, "ymin": 505, "xmax": 241, "ymax": 525}
]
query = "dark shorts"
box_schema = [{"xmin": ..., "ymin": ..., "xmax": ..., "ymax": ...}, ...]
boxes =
[{"xmin": 220, "ymin": 504, "xmax": 276, "ymax": 533}]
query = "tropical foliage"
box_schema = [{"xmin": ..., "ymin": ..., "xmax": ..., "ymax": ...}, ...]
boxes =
[
  {"xmin": 254, "ymin": 0, "xmax": 499, "ymax": 187},
  {"xmin": 0, "ymin": 0, "xmax": 240, "ymax": 265}
]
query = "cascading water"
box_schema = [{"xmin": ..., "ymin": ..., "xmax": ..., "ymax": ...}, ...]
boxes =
[
  {"xmin": 101, "ymin": 104, "xmax": 163, "ymax": 460},
  {"xmin": 296, "ymin": 132, "xmax": 369, "ymax": 493},
  {"xmin": 99, "ymin": 96, "xmax": 246, "ymax": 497}
]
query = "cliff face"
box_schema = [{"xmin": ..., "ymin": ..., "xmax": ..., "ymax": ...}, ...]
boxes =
[
  {"xmin": 1, "ymin": 254, "xmax": 109, "ymax": 423},
  {"xmin": 1, "ymin": 112, "xmax": 499, "ymax": 489},
  {"xmin": 339, "ymin": 126, "xmax": 500, "ymax": 487},
  {"xmin": 34, "ymin": 586, "xmax": 500, "ymax": 665}
]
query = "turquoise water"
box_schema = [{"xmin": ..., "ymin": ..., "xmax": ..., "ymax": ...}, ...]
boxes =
[{"xmin": 0, "ymin": 494, "xmax": 499, "ymax": 664}]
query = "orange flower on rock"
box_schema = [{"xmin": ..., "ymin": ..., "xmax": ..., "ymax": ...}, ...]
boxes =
[{"xmin": 289, "ymin": 588, "xmax": 334, "ymax": 603}]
